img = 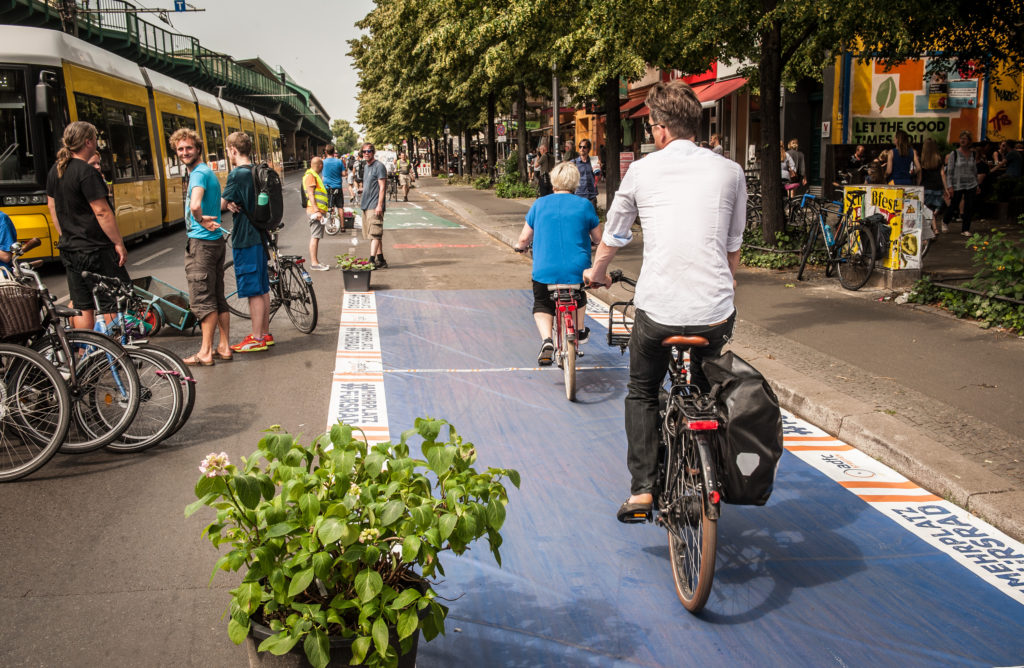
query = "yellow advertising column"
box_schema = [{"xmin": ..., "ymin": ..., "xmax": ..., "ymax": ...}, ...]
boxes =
[{"xmin": 845, "ymin": 185, "xmax": 928, "ymax": 287}]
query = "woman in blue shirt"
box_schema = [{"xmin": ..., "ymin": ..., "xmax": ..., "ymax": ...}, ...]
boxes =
[
  {"xmin": 886, "ymin": 130, "xmax": 921, "ymax": 186},
  {"xmin": 514, "ymin": 162, "xmax": 601, "ymax": 365}
]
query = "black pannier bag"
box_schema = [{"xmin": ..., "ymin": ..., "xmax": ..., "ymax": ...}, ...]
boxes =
[
  {"xmin": 862, "ymin": 213, "xmax": 891, "ymax": 260},
  {"xmin": 702, "ymin": 351, "xmax": 783, "ymax": 505}
]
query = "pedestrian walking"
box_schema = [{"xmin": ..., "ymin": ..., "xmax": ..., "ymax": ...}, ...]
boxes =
[
  {"xmin": 534, "ymin": 144, "xmax": 555, "ymax": 196},
  {"xmin": 942, "ymin": 131, "xmax": 980, "ymax": 237},
  {"xmin": 359, "ymin": 142, "xmax": 390, "ymax": 269},
  {"xmin": 571, "ymin": 139, "xmax": 598, "ymax": 210}
]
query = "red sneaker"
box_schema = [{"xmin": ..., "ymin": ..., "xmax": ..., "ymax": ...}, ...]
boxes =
[
  {"xmin": 261, "ymin": 333, "xmax": 275, "ymax": 347},
  {"xmin": 230, "ymin": 334, "xmax": 268, "ymax": 353}
]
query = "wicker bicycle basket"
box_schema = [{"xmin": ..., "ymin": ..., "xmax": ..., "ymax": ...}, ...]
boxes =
[{"xmin": 0, "ymin": 282, "xmax": 43, "ymax": 340}]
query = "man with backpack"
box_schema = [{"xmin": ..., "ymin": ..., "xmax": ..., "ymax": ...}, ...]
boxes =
[{"xmin": 222, "ymin": 131, "xmax": 271, "ymax": 353}]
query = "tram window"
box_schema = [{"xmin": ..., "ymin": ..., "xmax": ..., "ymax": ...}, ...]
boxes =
[
  {"xmin": 228, "ymin": 126, "xmax": 239, "ymax": 136},
  {"xmin": 258, "ymin": 134, "xmax": 270, "ymax": 163},
  {"xmin": 272, "ymin": 136, "xmax": 282, "ymax": 165},
  {"xmin": 0, "ymin": 69, "xmax": 35, "ymax": 184},
  {"xmin": 204, "ymin": 122, "xmax": 224, "ymax": 168},
  {"xmin": 162, "ymin": 112, "xmax": 195, "ymax": 176},
  {"xmin": 74, "ymin": 93, "xmax": 154, "ymax": 182}
]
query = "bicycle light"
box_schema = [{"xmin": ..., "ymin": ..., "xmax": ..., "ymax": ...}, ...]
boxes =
[{"xmin": 687, "ymin": 420, "xmax": 718, "ymax": 430}]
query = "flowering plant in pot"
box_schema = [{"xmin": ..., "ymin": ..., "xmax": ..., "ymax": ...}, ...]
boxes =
[
  {"xmin": 335, "ymin": 253, "xmax": 375, "ymax": 272},
  {"xmin": 186, "ymin": 419, "xmax": 519, "ymax": 668}
]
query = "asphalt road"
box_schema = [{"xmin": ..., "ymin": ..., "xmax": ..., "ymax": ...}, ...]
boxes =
[{"xmin": 0, "ymin": 173, "xmax": 533, "ymax": 666}]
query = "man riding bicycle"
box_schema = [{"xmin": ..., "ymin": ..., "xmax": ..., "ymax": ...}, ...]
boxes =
[
  {"xmin": 321, "ymin": 144, "xmax": 348, "ymax": 221},
  {"xmin": 583, "ymin": 80, "xmax": 746, "ymax": 523}
]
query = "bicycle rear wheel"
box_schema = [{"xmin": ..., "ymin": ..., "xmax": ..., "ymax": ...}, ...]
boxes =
[
  {"xmin": 32, "ymin": 329, "xmax": 141, "ymax": 453},
  {"xmin": 0, "ymin": 343, "xmax": 71, "ymax": 482},
  {"xmin": 281, "ymin": 262, "xmax": 318, "ymax": 334},
  {"xmin": 324, "ymin": 211, "xmax": 341, "ymax": 236},
  {"xmin": 137, "ymin": 344, "xmax": 196, "ymax": 437},
  {"xmin": 836, "ymin": 223, "xmax": 877, "ymax": 291},
  {"xmin": 663, "ymin": 406, "xmax": 718, "ymax": 612},
  {"xmin": 105, "ymin": 347, "xmax": 183, "ymax": 453},
  {"xmin": 563, "ymin": 327, "xmax": 577, "ymax": 402},
  {"xmin": 223, "ymin": 261, "xmax": 252, "ymax": 319}
]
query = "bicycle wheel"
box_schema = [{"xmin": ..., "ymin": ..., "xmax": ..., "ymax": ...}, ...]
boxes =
[
  {"xmin": 106, "ymin": 347, "xmax": 183, "ymax": 453},
  {"xmin": 137, "ymin": 344, "xmax": 196, "ymax": 437},
  {"xmin": 563, "ymin": 323, "xmax": 577, "ymax": 402},
  {"xmin": 0, "ymin": 343, "xmax": 71, "ymax": 482},
  {"xmin": 795, "ymin": 224, "xmax": 820, "ymax": 281},
  {"xmin": 665, "ymin": 417, "xmax": 718, "ymax": 613},
  {"xmin": 836, "ymin": 223, "xmax": 877, "ymax": 291},
  {"xmin": 223, "ymin": 261, "xmax": 252, "ymax": 319},
  {"xmin": 280, "ymin": 262, "xmax": 318, "ymax": 334},
  {"xmin": 324, "ymin": 211, "xmax": 341, "ymax": 236},
  {"xmin": 32, "ymin": 329, "xmax": 141, "ymax": 453},
  {"xmin": 787, "ymin": 201, "xmax": 817, "ymax": 247},
  {"xmin": 745, "ymin": 198, "xmax": 761, "ymax": 232}
]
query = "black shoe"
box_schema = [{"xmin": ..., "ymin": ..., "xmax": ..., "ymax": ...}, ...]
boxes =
[
  {"xmin": 537, "ymin": 338, "xmax": 554, "ymax": 366},
  {"xmin": 374, "ymin": 256, "xmax": 388, "ymax": 269},
  {"xmin": 577, "ymin": 327, "xmax": 590, "ymax": 344}
]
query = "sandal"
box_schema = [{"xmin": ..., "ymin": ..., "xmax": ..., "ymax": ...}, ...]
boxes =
[
  {"xmin": 617, "ymin": 500, "xmax": 653, "ymax": 524},
  {"xmin": 183, "ymin": 354, "xmax": 214, "ymax": 367},
  {"xmin": 212, "ymin": 351, "xmax": 233, "ymax": 361}
]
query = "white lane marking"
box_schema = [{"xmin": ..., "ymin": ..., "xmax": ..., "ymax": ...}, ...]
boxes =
[
  {"xmin": 327, "ymin": 292, "xmax": 390, "ymax": 445},
  {"xmin": 134, "ymin": 247, "xmax": 173, "ymax": 265}
]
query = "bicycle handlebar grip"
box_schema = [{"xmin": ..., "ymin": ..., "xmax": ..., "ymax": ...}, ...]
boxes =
[
  {"xmin": 609, "ymin": 269, "xmax": 623, "ymax": 282},
  {"xmin": 20, "ymin": 237, "xmax": 41, "ymax": 253}
]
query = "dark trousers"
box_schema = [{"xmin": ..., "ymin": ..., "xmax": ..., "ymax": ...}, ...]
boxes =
[
  {"xmin": 944, "ymin": 188, "xmax": 978, "ymax": 232},
  {"xmin": 538, "ymin": 173, "xmax": 553, "ymax": 197},
  {"xmin": 624, "ymin": 309, "xmax": 735, "ymax": 495}
]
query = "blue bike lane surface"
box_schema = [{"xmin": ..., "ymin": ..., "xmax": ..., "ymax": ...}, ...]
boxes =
[{"xmin": 327, "ymin": 288, "xmax": 1024, "ymax": 667}]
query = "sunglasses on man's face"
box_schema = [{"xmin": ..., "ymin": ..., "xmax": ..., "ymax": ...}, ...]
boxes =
[
  {"xmin": 579, "ymin": 144, "xmax": 591, "ymax": 150},
  {"xmin": 363, "ymin": 149, "xmax": 374, "ymax": 154}
]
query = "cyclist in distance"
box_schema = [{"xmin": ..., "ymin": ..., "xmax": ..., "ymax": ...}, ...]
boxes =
[
  {"xmin": 514, "ymin": 161, "xmax": 601, "ymax": 365},
  {"xmin": 321, "ymin": 144, "xmax": 348, "ymax": 222},
  {"xmin": 583, "ymin": 80, "xmax": 746, "ymax": 523}
]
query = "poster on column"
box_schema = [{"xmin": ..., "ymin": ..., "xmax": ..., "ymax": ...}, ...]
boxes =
[{"xmin": 848, "ymin": 185, "xmax": 923, "ymax": 270}]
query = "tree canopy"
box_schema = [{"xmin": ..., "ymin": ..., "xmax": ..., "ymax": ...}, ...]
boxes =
[{"xmin": 330, "ymin": 119, "xmax": 360, "ymax": 155}]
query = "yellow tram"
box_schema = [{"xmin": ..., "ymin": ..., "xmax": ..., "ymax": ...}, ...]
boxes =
[{"xmin": 0, "ymin": 25, "xmax": 284, "ymax": 262}]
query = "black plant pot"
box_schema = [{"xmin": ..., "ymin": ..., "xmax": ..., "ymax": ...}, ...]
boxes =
[
  {"xmin": 245, "ymin": 619, "xmax": 419, "ymax": 668},
  {"xmin": 342, "ymin": 269, "xmax": 372, "ymax": 292}
]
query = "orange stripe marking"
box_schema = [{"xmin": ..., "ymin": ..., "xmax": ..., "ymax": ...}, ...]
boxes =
[
  {"xmin": 857, "ymin": 494, "xmax": 942, "ymax": 503},
  {"xmin": 839, "ymin": 481, "xmax": 918, "ymax": 489},
  {"xmin": 784, "ymin": 435, "xmax": 838, "ymax": 441},
  {"xmin": 784, "ymin": 445, "xmax": 853, "ymax": 451}
]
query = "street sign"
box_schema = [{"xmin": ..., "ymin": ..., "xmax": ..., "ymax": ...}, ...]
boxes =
[
  {"xmin": 496, "ymin": 123, "xmax": 506, "ymax": 136},
  {"xmin": 174, "ymin": 0, "xmax": 186, "ymax": 11}
]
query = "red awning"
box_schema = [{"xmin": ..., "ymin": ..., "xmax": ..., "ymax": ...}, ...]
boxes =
[
  {"xmin": 630, "ymin": 104, "xmax": 649, "ymax": 119},
  {"xmin": 697, "ymin": 77, "xmax": 747, "ymax": 105},
  {"xmin": 619, "ymin": 97, "xmax": 645, "ymax": 114}
]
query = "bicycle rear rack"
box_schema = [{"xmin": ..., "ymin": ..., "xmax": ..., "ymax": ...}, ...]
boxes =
[{"xmin": 606, "ymin": 300, "xmax": 633, "ymax": 349}]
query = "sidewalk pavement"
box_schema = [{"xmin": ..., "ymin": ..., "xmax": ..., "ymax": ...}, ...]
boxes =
[{"xmin": 415, "ymin": 176, "xmax": 1024, "ymax": 542}]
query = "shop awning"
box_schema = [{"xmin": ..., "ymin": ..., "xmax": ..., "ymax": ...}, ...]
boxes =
[
  {"xmin": 630, "ymin": 104, "xmax": 649, "ymax": 119},
  {"xmin": 619, "ymin": 97, "xmax": 645, "ymax": 114},
  {"xmin": 697, "ymin": 77, "xmax": 747, "ymax": 108}
]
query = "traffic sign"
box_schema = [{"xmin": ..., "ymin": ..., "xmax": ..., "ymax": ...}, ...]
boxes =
[
  {"xmin": 496, "ymin": 123, "xmax": 506, "ymax": 136},
  {"xmin": 174, "ymin": 0, "xmax": 186, "ymax": 11}
]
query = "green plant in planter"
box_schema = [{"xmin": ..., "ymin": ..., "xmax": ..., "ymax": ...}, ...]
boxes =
[
  {"xmin": 186, "ymin": 419, "xmax": 519, "ymax": 668},
  {"xmin": 335, "ymin": 253, "xmax": 375, "ymax": 272}
]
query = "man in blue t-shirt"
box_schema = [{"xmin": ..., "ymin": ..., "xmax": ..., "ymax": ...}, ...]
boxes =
[
  {"xmin": 322, "ymin": 144, "xmax": 348, "ymax": 218},
  {"xmin": 171, "ymin": 127, "xmax": 230, "ymax": 367},
  {"xmin": 222, "ymin": 131, "xmax": 271, "ymax": 354},
  {"xmin": 514, "ymin": 162, "xmax": 601, "ymax": 365},
  {"xmin": 0, "ymin": 210, "xmax": 16, "ymax": 272}
]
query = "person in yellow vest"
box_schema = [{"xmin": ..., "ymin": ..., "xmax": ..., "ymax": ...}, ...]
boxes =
[
  {"xmin": 396, "ymin": 152, "xmax": 416, "ymax": 201},
  {"xmin": 303, "ymin": 156, "xmax": 331, "ymax": 270}
]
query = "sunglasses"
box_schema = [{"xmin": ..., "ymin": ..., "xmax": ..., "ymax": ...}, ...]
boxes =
[
  {"xmin": 362, "ymin": 149, "xmax": 375, "ymax": 154},
  {"xmin": 578, "ymin": 144, "xmax": 591, "ymax": 149}
]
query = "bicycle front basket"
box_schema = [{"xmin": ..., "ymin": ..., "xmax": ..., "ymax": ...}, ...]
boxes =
[{"xmin": 0, "ymin": 282, "xmax": 43, "ymax": 340}]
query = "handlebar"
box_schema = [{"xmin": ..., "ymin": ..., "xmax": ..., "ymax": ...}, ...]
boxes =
[{"xmin": 81, "ymin": 270, "xmax": 132, "ymax": 296}]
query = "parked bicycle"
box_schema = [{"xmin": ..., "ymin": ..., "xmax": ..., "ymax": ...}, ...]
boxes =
[
  {"xmin": 7, "ymin": 240, "xmax": 141, "ymax": 453},
  {"xmin": 84, "ymin": 271, "xmax": 196, "ymax": 451},
  {"xmin": 224, "ymin": 227, "xmax": 318, "ymax": 334},
  {"xmin": 795, "ymin": 189, "xmax": 878, "ymax": 290},
  {"xmin": 606, "ymin": 270, "xmax": 723, "ymax": 612}
]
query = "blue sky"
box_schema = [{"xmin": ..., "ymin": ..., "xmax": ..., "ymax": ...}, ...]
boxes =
[{"xmin": 170, "ymin": 0, "xmax": 376, "ymax": 129}]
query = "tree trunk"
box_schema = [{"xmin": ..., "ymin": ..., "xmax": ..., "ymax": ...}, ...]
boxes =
[
  {"xmin": 463, "ymin": 128, "xmax": 472, "ymax": 176},
  {"xmin": 603, "ymin": 76, "xmax": 622, "ymax": 210},
  {"xmin": 517, "ymin": 82, "xmax": 529, "ymax": 182},
  {"xmin": 759, "ymin": 10, "xmax": 785, "ymax": 246},
  {"xmin": 486, "ymin": 93, "xmax": 497, "ymax": 182}
]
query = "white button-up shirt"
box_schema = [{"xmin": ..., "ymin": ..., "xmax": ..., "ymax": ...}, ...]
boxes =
[{"xmin": 602, "ymin": 139, "xmax": 746, "ymax": 326}]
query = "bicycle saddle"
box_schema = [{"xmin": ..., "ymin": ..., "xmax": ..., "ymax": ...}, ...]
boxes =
[{"xmin": 661, "ymin": 335, "xmax": 709, "ymax": 348}]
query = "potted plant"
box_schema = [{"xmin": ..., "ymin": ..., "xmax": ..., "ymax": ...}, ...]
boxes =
[
  {"xmin": 336, "ymin": 253, "xmax": 375, "ymax": 292},
  {"xmin": 186, "ymin": 418, "xmax": 519, "ymax": 668}
]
